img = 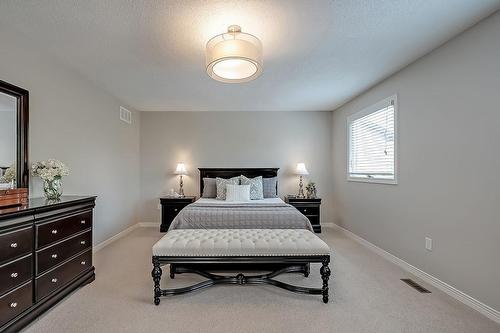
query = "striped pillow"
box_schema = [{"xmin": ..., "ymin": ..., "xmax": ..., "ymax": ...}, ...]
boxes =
[{"xmin": 225, "ymin": 184, "xmax": 251, "ymax": 202}]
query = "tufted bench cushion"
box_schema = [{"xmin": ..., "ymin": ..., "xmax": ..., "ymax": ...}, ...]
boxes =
[{"xmin": 152, "ymin": 229, "xmax": 330, "ymax": 257}]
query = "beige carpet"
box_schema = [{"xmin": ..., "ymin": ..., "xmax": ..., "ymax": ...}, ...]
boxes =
[{"xmin": 23, "ymin": 226, "xmax": 500, "ymax": 333}]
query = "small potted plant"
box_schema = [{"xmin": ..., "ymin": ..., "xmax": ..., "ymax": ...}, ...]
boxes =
[
  {"xmin": 306, "ymin": 182, "xmax": 317, "ymax": 199},
  {"xmin": 32, "ymin": 159, "xmax": 70, "ymax": 200}
]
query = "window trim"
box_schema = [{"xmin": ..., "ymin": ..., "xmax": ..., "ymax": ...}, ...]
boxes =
[{"xmin": 346, "ymin": 94, "xmax": 398, "ymax": 185}]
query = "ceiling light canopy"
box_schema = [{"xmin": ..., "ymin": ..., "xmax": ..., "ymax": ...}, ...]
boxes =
[{"xmin": 206, "ymin": 25, "xmax": 263, "ymax": 83}]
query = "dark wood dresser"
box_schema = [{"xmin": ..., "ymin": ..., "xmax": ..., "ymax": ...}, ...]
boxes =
[
  {"xmin": 285, "ymin": 197, "xmax": 322, "ymax": 233},
  {"xmin": 160, "ymin": 196, "xmax": 196, "ymax": 232},
  {"xmin": 0, "ymin": 196, "xmax": 96, "ymax": 332}
]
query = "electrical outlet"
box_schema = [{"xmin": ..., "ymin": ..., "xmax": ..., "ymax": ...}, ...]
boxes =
[
  {"xmin": 425, "ymin": 237, "xmax": 432, "ymax": 251},
  {"xmin": 157, "ymin": 203, "xmax": 161, "ymax": 210}
]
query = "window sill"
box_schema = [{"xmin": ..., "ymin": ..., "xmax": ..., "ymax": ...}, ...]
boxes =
[{"xmin": 347, "ymin": 176, "xmax": 398, "ymax": 185}]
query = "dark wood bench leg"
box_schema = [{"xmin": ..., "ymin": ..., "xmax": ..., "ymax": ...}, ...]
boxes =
[
  {"xmin": 170, "ymin": 264, "xmax": 175, "ymax": 279},
  {"xmin": 320, "ymin": 256, "xmax": 331, "ymax": 303},
  {"xmin": 152, "ymin": 256, "xmax": 162, "ymax": 305},
  {"xmin": 304, "ymin": 263, "xmax": 310, "ymax": 277}
]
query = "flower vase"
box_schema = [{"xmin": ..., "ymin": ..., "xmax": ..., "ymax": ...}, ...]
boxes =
[{"xmin": 43, "ymin": 178, "xmax": 63, "ymax": 200}]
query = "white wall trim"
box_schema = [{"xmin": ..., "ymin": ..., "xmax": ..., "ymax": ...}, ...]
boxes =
[
  {"xmin": 330, "ymin": 224, "xmax": 500, "ymax": 324},
  {"xmin": 93, "ymin": 222, "xmax": 159, "ymax": 253},
  {"xmin": 93, "ymin": 224, "xmax": 139, "ymax": 253}
]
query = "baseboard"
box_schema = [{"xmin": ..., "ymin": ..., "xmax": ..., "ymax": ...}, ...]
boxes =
[
  {"xmin": 93, "ymin": 224, "xmax": 139, "ymax": 253},
  {"xmin": 332, "ymin": 224, "xmax": 500, "ymax": 324},
  {"xmin": 93, "ymin": 222, "xmax": 159, "ymax": 253}
]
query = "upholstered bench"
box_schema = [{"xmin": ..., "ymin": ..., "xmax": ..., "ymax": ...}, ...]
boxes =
[{"xmin": 151, "ymin": 229, "xmax": 331, "ymax": 304}]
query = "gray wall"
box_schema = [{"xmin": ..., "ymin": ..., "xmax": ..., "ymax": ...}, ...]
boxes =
[
  {"xmin": 0, "ymin": 29, "xmax": 141, "ymax": 245},
  {"xmin": 331, "ymin": 12, "xmax": 500, "ymax": 311},
  {"xmin": 140, "ymin": 111, "xmax": 333, "ymax": 224}
]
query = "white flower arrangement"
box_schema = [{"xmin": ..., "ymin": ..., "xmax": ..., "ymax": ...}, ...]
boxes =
[
  {"xmin": 0, "ymin": 164, "xmax": 16, "ymax": 183},
  {"xmin": 31, "ymin": 159, "xmax": 70, "ymax": 182}
]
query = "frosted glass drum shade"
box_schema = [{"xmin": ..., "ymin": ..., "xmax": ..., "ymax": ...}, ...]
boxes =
[{"xmin": 206, "ymin": 26, "xmax": 263, "ymax": 83}]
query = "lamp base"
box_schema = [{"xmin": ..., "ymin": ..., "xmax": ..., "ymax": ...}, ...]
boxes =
[
  {"xmin": 298, "ymin": 176, "xmax": 305, "ymax": 198},
  {"xmin": 179, "ymin": 175, "xmax": 185, "ymax": 198}
]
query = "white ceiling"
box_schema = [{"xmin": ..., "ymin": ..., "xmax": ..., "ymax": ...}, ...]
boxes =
[{"xmin": 0, "ymin": 0, "xmax": 499, "ymax": 111}]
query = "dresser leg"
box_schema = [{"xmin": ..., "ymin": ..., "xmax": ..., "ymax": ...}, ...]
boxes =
[
  {"xmin": 152, "ymin": 256, "xmax": 162, "ymax": 305},
  {"xmin": 320, "ymin": 256, "xmax": 331, "ymax": 303}
]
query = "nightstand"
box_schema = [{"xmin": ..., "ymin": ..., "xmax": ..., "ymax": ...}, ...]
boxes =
[
  {"xmin": 159, "ymin": 196, "xmax": 196, "ymax": 232},
  {"xmin": 285, "ymin": 197, "xmax": 322, "ymax": 233}
]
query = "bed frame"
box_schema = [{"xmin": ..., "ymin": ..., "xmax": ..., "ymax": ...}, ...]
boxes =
[{"xmin": 171, "ymin": 167, "xmax": 310, "ymax": 275}]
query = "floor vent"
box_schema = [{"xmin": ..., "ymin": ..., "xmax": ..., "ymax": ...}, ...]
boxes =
[{"xmin": 401, "ymin": 278, "xmax": 431, "ymax": 293}]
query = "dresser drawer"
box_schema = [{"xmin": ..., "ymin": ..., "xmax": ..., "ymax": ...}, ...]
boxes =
[
  {"xmin": 0, "ymin": 282, "xmax": 33, "ymax": 328},
  {"xmin": 37, "ymin": 211, "xmax": 92, "ymax": 248},
  {"xmin": 296, "ymin": 206, "xmax": 319, "ymax": 216},
  {"xmin": 0, "ymin": 227, "xmax": 33, "ymax": 264},
  {"xmin": 0, "ymin": 255, "xmax": 32, "ymax": 296},
  {"xmin": 37, "ymin": 231, "xmax": 92, "ymax": 275},
  {"xmin": 36, "ymin": 250, "xmax": 92, "ymax": 301}
]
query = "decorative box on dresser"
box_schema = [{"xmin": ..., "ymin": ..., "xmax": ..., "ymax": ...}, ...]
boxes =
[
  {"xmin": 160, "ymin": 196, "xmax": 196, "ymax": 232},
  {"xmin": 0, "ymin": 196, "xmax": 96, "ymax": 333},
  {"xmin": 285, "ymin": 197, "xmax": 322, "ymax": 233}
]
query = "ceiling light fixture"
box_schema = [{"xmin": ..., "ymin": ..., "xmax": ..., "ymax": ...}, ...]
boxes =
[{"xmin": 206, "ymin": 25, "xmax": 263, "ymax": 83}]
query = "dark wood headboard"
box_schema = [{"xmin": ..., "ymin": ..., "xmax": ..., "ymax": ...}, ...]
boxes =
[{"xmin": 199, "ymin": 168, "xmax": 279, "ymax": 196}]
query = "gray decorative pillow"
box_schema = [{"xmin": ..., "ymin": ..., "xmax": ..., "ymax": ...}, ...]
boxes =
[
  {"xmin": 263, "ymin": 177, "xmax": 278, "ymax": 198},
  {"xmin": 215, "ymin": 177, "xmax": 240, "ymax": 200},
  {"xmin": 240, "ymin": 175, "xmax": 264, "ymax": 200},
  {"xmin": 202, "ymin": 178, "xmax": 217, "ymax": 198}
]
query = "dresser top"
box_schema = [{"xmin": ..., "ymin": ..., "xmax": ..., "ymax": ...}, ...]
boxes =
[{"xmin": 0, "ymin": 196, "xmax": 96, "ymax": 220}]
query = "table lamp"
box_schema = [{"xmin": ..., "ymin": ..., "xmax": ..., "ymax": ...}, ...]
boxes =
[
  {"xmin": 295, "ymin": 163, "xmax": 309, "ymax": 199},
  {"xmin": 175, "ymin": 162, "xmax": 187, "ymax": 197}
]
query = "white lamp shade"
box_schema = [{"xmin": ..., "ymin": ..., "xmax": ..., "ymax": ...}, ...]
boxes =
[
  {"xmin": 295, "ymin": 163, "xmax": 309, "ymax": 175},
  {"xmin": 175, "ymin": 163, "xmax": 187, "ymax": 175},
  {"xmin": 206, "ymin": 25, "xmax": 263, "ymax": 83}
]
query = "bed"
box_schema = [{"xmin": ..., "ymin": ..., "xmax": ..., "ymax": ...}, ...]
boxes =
[{"xmin": 167, "ymin": 167, "xmax": 314, "ymax": 274}]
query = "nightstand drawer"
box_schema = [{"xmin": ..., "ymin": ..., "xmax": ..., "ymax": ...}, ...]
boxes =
[
  {"xmin": 164, "ymin": 205, "xmax": 185, "ymax": 217},
  {"xmin": 296, "ymin": 206, "xmax": 319, "ymax": 216},
  {"xmin": 0, "ymin": 227, "xmax": 33, "ymax": 264},
  {"xmin": 0, "ymin": 282, "xmax": 33, "ymax": 328},
  {"xmin": 0, "ymin": 255, "xmax": 32, "ymax": 296}
]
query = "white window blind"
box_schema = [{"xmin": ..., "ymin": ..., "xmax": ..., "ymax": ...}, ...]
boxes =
[{"xmin": 348, "ymin": 96, "xmax": 397, "ymax": 184}]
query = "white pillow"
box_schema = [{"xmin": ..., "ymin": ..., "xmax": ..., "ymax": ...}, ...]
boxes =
[{"xmin": 225, "ymin": 184, "xmax": 251, "ymax": 202}]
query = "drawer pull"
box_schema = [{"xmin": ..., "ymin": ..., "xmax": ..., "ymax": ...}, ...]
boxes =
[
  {"xmin": 81, "ymin": 220, "xmax": 86, "ymax": 224},
  {"xmin": 80, "ymin": 241, "xmax": 86, "ymax": 245},
  {"xmin": 81, "ymin": 261, "xmax": 86, "ymax": 265},
  {"xmin": 51, "ymin": 254, "xmax": 58, "ymax": 259},
  {"xmin": 51, "ymin": 278, "xmax": 58, "ymax": 283},
  {"xmin": 10, "ymin": 272, "xmax": 18, "ymax": 278},
  {"xmin": 303, "ymin": 209, "xmax": 307, "ymax": 212},
  {"xmin": 174, "ymin": 208, "xmax": 178, "ymax": 212},
  {"xmin": 10, "ymin": 302, "xmax": 17, "ymax": 308},
  {"xmin": 10, "ymin": 242, "xmax": 18, "ymax": 248},
  {"xmin": 51, "ymin": 229, "xmax": 58, "ymax": 234}
]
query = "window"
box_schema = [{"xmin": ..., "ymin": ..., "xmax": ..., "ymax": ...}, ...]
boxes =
[{"xmin": 347, "ymin": 95, "xmax": 397, "ymax": 184}]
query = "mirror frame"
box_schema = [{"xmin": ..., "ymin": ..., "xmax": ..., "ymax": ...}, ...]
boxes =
[{"xmin": 0, "ymin": 80, "xmax": 29, "ymax": 189}]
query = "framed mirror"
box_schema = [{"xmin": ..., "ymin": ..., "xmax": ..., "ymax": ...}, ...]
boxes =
[{"xmin": 0, "ymin": 80, "xmax": 29, "ymax": 189}]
